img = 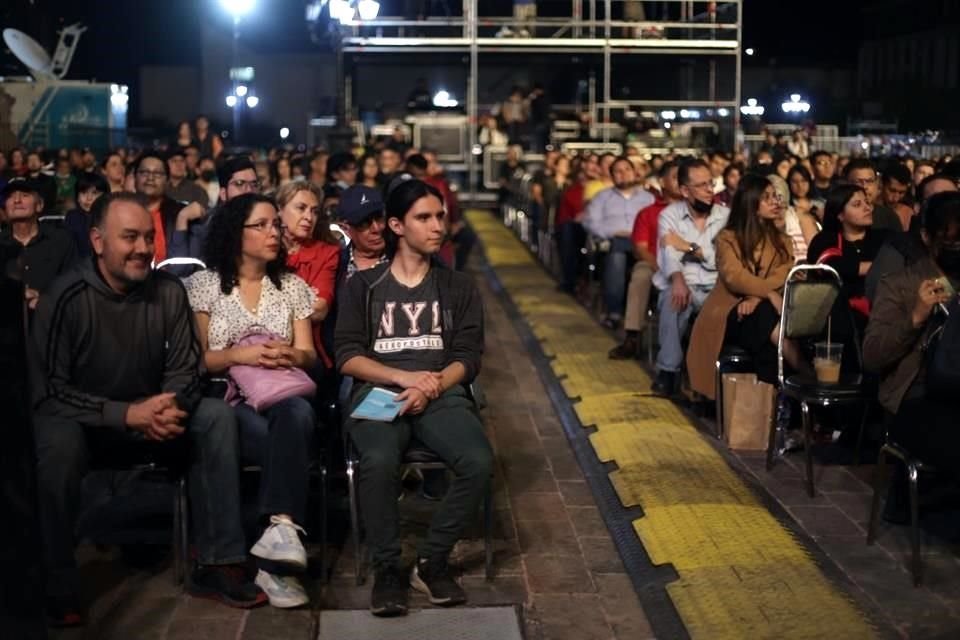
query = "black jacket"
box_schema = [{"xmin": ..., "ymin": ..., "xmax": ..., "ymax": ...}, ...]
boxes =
[
  {"xmin": 334, "ymin": 261, "xmax": 484, "ymax": 384},
  {"xmin": 30, "ymin": 260, "xmax": 203, "ymax": 428}
]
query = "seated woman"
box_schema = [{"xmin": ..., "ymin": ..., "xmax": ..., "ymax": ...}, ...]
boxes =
[
  {"xmin": 863, "ymin": 192, "xmax": 960, "ymax": 508},
  {"xmin": 185, "ymin": 194, "xmax": 318, "ymax": 610},
  {"xmin": 807, "ymin": 184, "xmax": 889, "ymax": 370},
  {"xmin": 783, "ymin": 167, "xmax": 820, "ymax": 262},
  {"xmin": 276, "ymin": 182, "xmax": 341, "ymax": 383},
  {"xmin": 688, "ymin": 174, "xmax": 799, "ymax": 400},
  {"xmin": 63, "ymin": 172, "xmax": 109, "ymax": 257}
]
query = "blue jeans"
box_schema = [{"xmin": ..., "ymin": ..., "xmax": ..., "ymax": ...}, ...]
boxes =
[
  {"xmin": 34, "ymin": 399, "xmax": 247, "ymax": 596},
  {"xmin": 235, "ymin": 396, "xmax": 316, "ymax": 525},
  {"xmin": 655, "ymin": 283, "xmax": 711, "ymax": 373},
  {"xmin": 603, "ymin": 237, "xmax": 635, "ymax": 317}
]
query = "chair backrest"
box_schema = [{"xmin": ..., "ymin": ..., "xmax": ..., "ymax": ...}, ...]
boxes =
[{"xmin": 777, "ymin": 263, "xmax": 842, "ymax": 385}]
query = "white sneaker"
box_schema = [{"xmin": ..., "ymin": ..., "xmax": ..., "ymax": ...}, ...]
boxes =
[
  {"xmin": 255, "ymin": 570, "xmax": 309, "ymax": 608},
  {"xmin": 250, "ymin": 516, "xmax": 308, "ymax": 569}
]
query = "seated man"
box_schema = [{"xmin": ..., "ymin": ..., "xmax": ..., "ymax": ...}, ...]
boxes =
[
  {"xmin": 335, "ymin": 179, "xmax": 492, "ymax": 617},
  {"xmin": 609, "ymin": 160, "xmax": 680, "ymax": 359},
  {"xmin": 651, "ymin": 159, "xmax": 730, "ymax": 396},
  {"xmin": 582, "ymin": 156, "xmax": 655, "ymax": 328},
  {"xmin": 31, "ymin": 192, "xmax": 264, "ymax": 626},
  {"xmin": 0, "ymin": 177, "xmax": 78, "ymax": 311}
]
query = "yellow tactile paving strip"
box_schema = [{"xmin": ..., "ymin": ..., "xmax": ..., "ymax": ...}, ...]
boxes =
[{"xmin": 469, "ymin": 210, "xmax": 876, "ymax": 640}]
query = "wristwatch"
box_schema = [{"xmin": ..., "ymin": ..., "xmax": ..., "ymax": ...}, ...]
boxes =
[{"xmin": 686, "ymin": 242, "xmax": 700, "ymax": 255}]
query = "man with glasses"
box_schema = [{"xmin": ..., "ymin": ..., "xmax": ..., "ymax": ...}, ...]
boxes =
[
  {"xmin": 131, "ymin": 152, "xmax": 185, "ymax": 266},
  {"xmin": 172, "ymin": 157, "xmax": 261, "ymax": 261},
  {"xmin": 336, "ymin": 185, "xmax": 389, "ymax": 284},
  {"xmin": 843, "ymin": 158, "xmax": 900, "ymax": 232},
  {"xmin": 809, "ymin": 151, "xmax": 835, "ymax": 201},
  {"xmin": 650, "ymin": 159, "xmax": 729, "ymax": 396}
]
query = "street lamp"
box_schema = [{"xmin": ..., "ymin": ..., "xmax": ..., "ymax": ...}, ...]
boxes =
[
  {"xmin": 357, "ymin": 0, "xmax": 380, "ymax": 20},
  {"xmin": 246, "ymin": 95, "xmax": 259, "ymax": 108},
  {"xmin": 781, "ymin": 94, "xmax": 811, "ymax": 114},
  {"xmin": 220, "ymin": 0, "xmax": 255, "ymax": 22}
]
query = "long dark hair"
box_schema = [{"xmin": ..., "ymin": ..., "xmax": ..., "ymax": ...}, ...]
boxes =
[
  {"xmin": 204, "ymin": 193, "xmax": 288, "ymax": 294},
  {"xmin": 786, "ymin": 164, "xmax": 812, "ymax": 203},
  {"xmin": 383, "ymin": 179, "xmax": 445, "ymax": 258},
  {"xmin": 725, "ymin": 173, "xmax": 789, "ymax": 270},
  {"xmin": 821, "ymin": 183, "xmax": 865, "ymax": 235}
]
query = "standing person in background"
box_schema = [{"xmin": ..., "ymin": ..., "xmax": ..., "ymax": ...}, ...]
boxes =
[
  {"xmin": 173, "ymin": 120, "xmax": 195, "ymax": 152},
  {"xmin": 528, "ymin": 84, "xmax": 551, "ymax": 152},
  {"xmin": 500, "ymin": 87, "xmax": 528, "ymax": 145},
  {"xmin": 194, "ymin": 115, "xmax": 224, "ymax": 159},
  {"xmin": 101, "ymin": 152, "xmax": 126, "ymax": 193},
  {"xmin": 787, "ymin": 130, "xmax": 810, "ymax": 159}
]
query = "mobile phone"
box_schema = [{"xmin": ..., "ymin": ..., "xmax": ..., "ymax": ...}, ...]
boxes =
[{"xmin": 935, "ymin": 276, "xmax": 956, "ymax": 299}]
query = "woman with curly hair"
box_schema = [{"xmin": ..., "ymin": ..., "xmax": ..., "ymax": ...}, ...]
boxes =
[{"xmin": 185, "ymin": 193, "xmax": 317, "ymax": 609}]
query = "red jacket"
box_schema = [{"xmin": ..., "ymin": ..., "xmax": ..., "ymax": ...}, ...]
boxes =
[{"xmin": 555, "ymin": 182, "xmax": 585, "ymax": 226}]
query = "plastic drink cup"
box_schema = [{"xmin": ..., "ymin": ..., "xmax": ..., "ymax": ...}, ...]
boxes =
[{"xmin": 814, "ymin": 341, "xmax": 842, "ymax": 384}]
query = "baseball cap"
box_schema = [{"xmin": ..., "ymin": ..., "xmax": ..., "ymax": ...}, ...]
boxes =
[
  {"xmin": 338, "ymin": 185, "xmax": 384, "ymax": 225},
  {"xmin": 1, "ymin": 176, "xmax": 42, "ymax": 199}
]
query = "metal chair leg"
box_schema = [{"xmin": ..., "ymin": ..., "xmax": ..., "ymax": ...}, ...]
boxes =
[
  {"xmin": 347, "ymin": 460, "xmax": 363, "ymax": 586},
  {"xmin": 766, "ymin": 395, "xmax": 780, "ymax": 471},
  {"xmin": 320, "ymin": 466, "xmax": 329, "ymax": 584},
  {"xmin": 908, "ymin": 462, "xmax": 922, "ymax": 586},
  {"xmin": 484, "ymin": 486, "xmax": 494, "ymax": 581},
  {"xmin": 173, "ymin": 476, "xmax": 188, "ymax": 586},
  {"xmin": 853, "ymin": 401, "xmax": 870, "ymax": 466},
  {"xmin": 801, "ymin": 401, "xmax": 816, "ymax": 497},
  {"xmin": 714, "ymin": 364, "xmax": 724, "ymax": 440},
  {"xmin": 866, "ymin": 446, "xmax": 888, "ymax": 546}
]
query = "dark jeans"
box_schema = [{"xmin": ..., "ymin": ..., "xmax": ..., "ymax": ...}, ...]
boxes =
[
  {"xmin": 33, "ymin": 398, "xmax": 247, "ymax": 597},
  {"xmin": 723, "ymin": 299, "xmax": 781, "ymax": 385},
  {"xmin": 557, "ymin": 221, "xmax": 585, "ymax": 293},
  {"xmin": 348, "ymin": 385, "xmax": 493, "ymax": 570},
  {"xmin": 235, "ymin": 396, "xmax": 316, "ymax": 525},
  {"xmin": 603, "ymin": 236, "xmax": 634, "ymax": 317}
]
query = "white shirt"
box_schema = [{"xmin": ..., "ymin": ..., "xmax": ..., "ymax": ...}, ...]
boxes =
[
  {"xmin": 185, "ymin": 269, "xmax": 316, "ymax": 350},
  {"xmin": 654, "ymin": 200, "xmax": 730, "ymax": 290}
]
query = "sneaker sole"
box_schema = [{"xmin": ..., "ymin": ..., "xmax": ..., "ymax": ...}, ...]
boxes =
[
  {"xmin": 186, "ymin": 584, "xmax": 269, "ymax": 609},
  {"xmin": 409, "ymin": 572, "xmax": 466, "ymax": 606},
  {"xmin": 255, "ymin": 573, "xmax": 309, "ymax": 609},
  {"xmin": 249, "ymin": 544, "xmax": 308, "ymax": 570},
  {"xmin": 370, "ymin": 603, "xmax": 409, "ymax": 617}
]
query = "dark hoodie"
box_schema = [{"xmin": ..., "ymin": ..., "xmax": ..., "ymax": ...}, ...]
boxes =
[
  {"xmin": 31, "ymin": 260, "xmax": 203, "ymax": 428},
  {"xmin": 334, "ymin": 261, "xmax": 484, "ymax": 386}
]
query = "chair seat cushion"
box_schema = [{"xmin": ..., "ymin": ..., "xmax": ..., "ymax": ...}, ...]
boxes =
[{"xmin": 783, "ymin": 373, "xmax": 867, "ymax": 400}]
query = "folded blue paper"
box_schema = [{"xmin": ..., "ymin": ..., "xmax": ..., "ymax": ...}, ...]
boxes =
[{"xmin": 350, "ymin": 387, "xmax": 403, "ymax": 422}]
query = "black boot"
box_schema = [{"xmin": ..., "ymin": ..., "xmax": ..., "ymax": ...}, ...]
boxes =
[{"xmin": 651, "ymin": 371, "xmax": 676, "ymax": 397}]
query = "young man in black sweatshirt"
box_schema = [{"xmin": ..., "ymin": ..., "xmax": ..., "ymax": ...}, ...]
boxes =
[
  {"xmin": 335, "ymin": 179, "xmax": 492, "ymax": 617},
  {"xmin": 31, "ymin": 192, "xmax": 264, "ymax": 626}
]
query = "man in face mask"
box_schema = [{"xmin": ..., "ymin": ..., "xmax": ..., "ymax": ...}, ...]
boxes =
[{"xmin": 649, "ymin": 159, "xmax": 730, "ymax": 396}]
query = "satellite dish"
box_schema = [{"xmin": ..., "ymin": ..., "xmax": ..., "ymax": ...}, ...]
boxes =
[{"xmin": 3, "ymin": 28, "xmax": 54, "ymax": 79}]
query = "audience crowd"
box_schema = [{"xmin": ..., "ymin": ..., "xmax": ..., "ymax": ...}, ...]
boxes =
[{"xmin": 3, "ymin": 114, "xmax": 959, "ymax": 627}]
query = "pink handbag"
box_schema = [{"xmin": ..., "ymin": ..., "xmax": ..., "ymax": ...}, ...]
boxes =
[{"xmin": 225, "ymin": 330, "xmax": 317, "ymax": 412}]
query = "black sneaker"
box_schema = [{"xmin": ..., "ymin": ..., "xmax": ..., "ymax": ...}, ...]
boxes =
[
  {"xmin": 187, "ymin": 564, "xmax": 268, "ymax": 609},
  {"xmin": 650, "ymin": 371, "xmax": 676, "ymax": 397},
  {"xmin": 46, "ymin": 594, "xmax": 84, "ymax": 628},
  {"xmin": 608, "ymin": 337, "xmax": 638, "ymax": 360},
  {"xmin": 420, "ymin": 469, "xmax": 449, "ymax": 501},
  {"xmin": 410, "ymin": 556, "xmax": 466, "ymax": 606},
  {"xmin": 371, "ymin": 565, "xmax": 409, "ymax": 617}
]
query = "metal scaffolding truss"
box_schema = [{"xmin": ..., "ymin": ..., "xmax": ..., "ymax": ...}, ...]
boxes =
[{"xmin": 340, "ymin": 0, "xmax": 742, "ymax": 193}]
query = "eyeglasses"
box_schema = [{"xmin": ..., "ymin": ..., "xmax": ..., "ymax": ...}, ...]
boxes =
[
  {"xmin": 761, "ymin": 191, "xmax": 782, "ymax": 203},
  {"xmin": 136, "ymin": 169, "xmax": 166, "ymax": 179},
  {"xmin": 354, "ymin": 214, "xmax": 385, "ymax": 231},
  {"xmin": 686, "ymin": 180, "xmax": 713, "ymax": 191},
  {"xmin": 851, "ymin": 177, "xmax": 877, "ymax": 187},
  {"xmin": 243, "ymin": 219, "xmax": 284, "ymax": 233},
  {"xmin": 229, "ymin": 179, "xmax": 261, "ymax": 191}
]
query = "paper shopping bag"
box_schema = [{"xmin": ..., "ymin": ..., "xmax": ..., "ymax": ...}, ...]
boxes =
[{"xmin": 722, "ymin": 373, "xmax": 776, "ymax": 451}]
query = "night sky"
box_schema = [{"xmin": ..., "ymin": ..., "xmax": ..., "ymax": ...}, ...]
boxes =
[{"xmin": 2, "ymin": 0, "xmax": 869, "ymax": 122}]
